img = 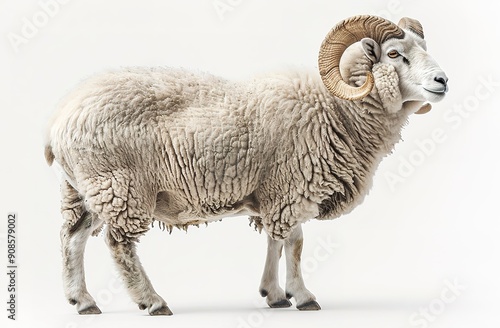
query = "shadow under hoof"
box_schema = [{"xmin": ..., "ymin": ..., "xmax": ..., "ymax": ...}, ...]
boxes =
[
  {"xmin": 150, "ymin": 305, "xmax": 173, "ymax": 316},
  {"xmin": 78, "ymin": 305, "xmax": 102, "ymax": 315},
  {"xmin": 269, "ymin": 299, "xmax": 293, "ymax": 308},
  {"xmin": 297, "ymin": 300, "xmax": 321, "ymax": 311}
]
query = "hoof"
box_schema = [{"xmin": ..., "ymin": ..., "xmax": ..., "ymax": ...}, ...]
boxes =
[
  {"xmin": 259, "ymin": 289, "xmax": 268, "ymax": 297},
  {"xmin": 286, "ymin": 292, "xmax": 293, "ymax": 300},
  {"xmin": 269, "ymin": 299, "xmax": 292, "ymax": 308},
  {"xmin": 150, "ymin": 305, "xmax": 173, "ymax": 316},
  {"xmin": 138, "ymin": 303, "xmax": 148, "ymax": 310},
  {"xmin": 297, "ymin": 300, "xmax": 321, "ymax": 311},
  {"xmin": 78, "ymin": 305, "xmax": 102, "ymax": 315}
]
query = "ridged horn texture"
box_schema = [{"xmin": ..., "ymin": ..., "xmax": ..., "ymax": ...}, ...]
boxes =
[
  {"xmin": 318, "ymin": 15, "xmax": 405, "ymax": 100},
  {"xmin": 398, "ymin": 17, "xmax": 424, "ymax": 39}
]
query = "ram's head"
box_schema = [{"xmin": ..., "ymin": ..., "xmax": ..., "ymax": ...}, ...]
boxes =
[{"xmin": 318, "ymin": 15, "xmax": 448, "ymax": 114}]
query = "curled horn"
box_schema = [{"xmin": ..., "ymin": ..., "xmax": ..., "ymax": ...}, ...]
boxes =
[
  {"xmin": 398, "ymin": 17, "xmax": 424, "ymax": 39},
  {"xmin": 318, "ymin": 15, "xmax": 405, "ymax": 100}
]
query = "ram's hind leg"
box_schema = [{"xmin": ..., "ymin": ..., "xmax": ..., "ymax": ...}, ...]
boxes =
[
  {"xmin": 105, "ymin": 227, "xmax": 172, "ymax": 315},
  {"xmin": 84, "ymin": 169, "xmax": 172, "ymax": 316},
  {"xmin": 60, "ymin": 181, "xmax": 103, "ymax": 314}
]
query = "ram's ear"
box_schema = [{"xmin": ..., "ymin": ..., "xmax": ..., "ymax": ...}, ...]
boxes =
[{"xmin": 360, "ymin": 38, "xmax": 381, "ymax": 63}]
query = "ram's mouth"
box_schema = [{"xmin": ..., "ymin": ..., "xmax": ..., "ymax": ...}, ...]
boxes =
[
  {"xmin": 423, "ymin": 87, "xmax": 447, "ymax": 103},
  {"xmin": 423, "ymin": 87, "xmax": 448, "ymax": 95}
]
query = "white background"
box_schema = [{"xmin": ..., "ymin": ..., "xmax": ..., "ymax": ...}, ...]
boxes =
[{"xmin": 1, "ymin": 1, "xmax": 499, "ymax": 327}]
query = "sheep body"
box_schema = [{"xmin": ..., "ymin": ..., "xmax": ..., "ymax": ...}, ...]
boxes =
[
  {"xmin": 48, "ymin": 63, "xmax": 404, "ymax": 240},
  {"xmin": 46, "ymin": 15, "xmax": 448, "ymax": 315}
]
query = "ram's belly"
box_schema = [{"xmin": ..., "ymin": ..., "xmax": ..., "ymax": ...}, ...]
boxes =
[{"xmin": 152, "ymin": 190, "xmax": 260, "ymax": 228}]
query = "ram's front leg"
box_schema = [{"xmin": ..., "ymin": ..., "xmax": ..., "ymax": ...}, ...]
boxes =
[
  {"xmin": 259, "ymin": 234, "xmax": 292, "ymax": 308},
  {"xmin": 284, "ymin": 225, "xmax": 321, "ymax": 310}
]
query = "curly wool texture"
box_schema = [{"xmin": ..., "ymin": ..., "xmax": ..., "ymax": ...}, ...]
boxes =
[
  {"xmin": 373, "ymin": 63, "xmax": 402, "ymax": 113},
  {"xmin": 47, "ymin": 61, "xmax": 413, "ymax": 241}
]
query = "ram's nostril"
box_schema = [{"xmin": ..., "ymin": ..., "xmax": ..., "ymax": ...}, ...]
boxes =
[{"xmin": 434, "ymin": 76, "xmax": 448, "ymax": 86}]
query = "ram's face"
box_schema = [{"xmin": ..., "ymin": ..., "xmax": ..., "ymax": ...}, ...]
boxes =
[{"xmin": 379, "ymin": 33, "xmax": 448, "ymax": 104}]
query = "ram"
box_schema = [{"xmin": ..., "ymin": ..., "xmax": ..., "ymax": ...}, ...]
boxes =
[{"xmin": 45, "ymin": 15, "xmax": 448, "ymax": 315}]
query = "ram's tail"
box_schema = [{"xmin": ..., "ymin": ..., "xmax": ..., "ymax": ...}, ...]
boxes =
[{"xmin": 45, "ymin": 144, "xmax": 55, "ymax": 166}]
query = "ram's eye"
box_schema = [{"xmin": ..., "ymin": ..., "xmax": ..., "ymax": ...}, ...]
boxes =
[{"xmin": 388, "ymin": 50, "xmax": 400, "ymax": 58}]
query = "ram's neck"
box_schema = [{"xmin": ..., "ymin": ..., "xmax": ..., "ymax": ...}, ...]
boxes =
[
  {"xmin": 336, "ymin": 97, "xmax": 408, "ymax": 158},
  {"xmin": 301, "ymin": 88, "xmax": 408, "ymax": 219}
]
